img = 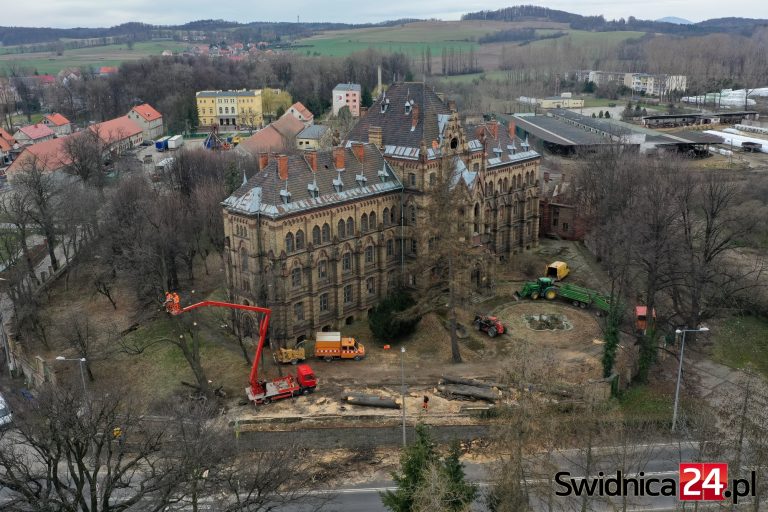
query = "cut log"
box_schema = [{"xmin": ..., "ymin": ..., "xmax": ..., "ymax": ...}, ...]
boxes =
[
  {"xmin": 441, "ymin": 375, "xmax": 508, "ymax": 390},
  {"xmin": 437, "ymin": 384, "xmax": 500, "ymax": 402},
  {"xmin": 343, "ymin": 394, "xmax": 400, "ymax": 409}
]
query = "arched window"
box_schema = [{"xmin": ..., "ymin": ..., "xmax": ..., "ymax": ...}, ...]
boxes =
[
  {"xmin": 291, "ymin": 267, "xmax": 302, "ymax": 288},
  {"xmin": 318, "ymin": 259, "xmax": 328, "ymax": 279},
  {"xmin": 240, "ymin": 247, "xmax": 248, "ymax": 271},
  {"xmin": 342, "ymin": 252, "xmax": 352, "ymax": 272},
  {"xmin": 285, "ymin": 232, "xmax": 294, "ymax": 253},
  {"xmin": 390, "ymin": 207, "xmax": 396, "ymax": 225},
  {"xmin": 383, "ymin": 208, "xmax": 390, "ymax": 225},
  {"xmin": 365, "ymin": 245, "xmax": 375, "ymax": 264},
  {"xmin": 346, "ymin": 217, "xmax": 354, "ymax": 236},
  {"xmin": 312, "ymin": 226, "xmax": 321, "ymax": 246},
  {"xmin": 473, "ymin": 203, "xmax": 480, "ymax": 233},
  {"xmin": 322, "ymin": 223, "xmax": 331, "ymax": 242},
  {"xmin": 295, "ymin": 230, "xmax": 305, "ymax": 250},
  {"xmin": 409, "ymin": 205, "xmax": 416, "ymax": 224},
  {"xmin": 503, "ymin": 177, "xmax": 509, "ymax": 192},
  {"xmin": 361, "ymin": 213, "xmax": 368, "ymax": 233},
  {"xmin": 338, "ymin": 219, "xmax": 346, "ymax": 239},
  {"xmin": 369, "ymin": 212, "xmax": 376, "ymax": 230},
  {"xmin": 386, "ymin": 239, "xmax": 394, "ymax": 257},
  {"xmin": 497, "ymin": 179, "xmax": 503, "ymax": 194}
]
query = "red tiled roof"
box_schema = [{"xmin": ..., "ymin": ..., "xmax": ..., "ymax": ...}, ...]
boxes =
[
  {"xmin": 38, "ymin": 74, "xmax": 56, "ymax": 84},
  {"xmin": 0, "ymin": 138, "xmax": 11, "ymax": 152},
  {"xmin": 0, "ymin": 128, "xmax": 15, "ymax": 145},
  {"xmin": 130, "ymin": 103, "xmax": 162, "ymax": 122},
  {"xmin": 17, "ymin": 124, "xmax": 55, "ymax": 140},
  {"xmin": 44, "ymin": 112, "xmax": 70, "ymax": 126},
  {"xmin": 239, "ymin": 114, "xmax": 305, "ymax": 154},
  {"xmin": 99, "ymin": 66, "xmax": 118, "ymax": 75},
  {"xmin": 290, "ymin": 102, "xmax": 314, "ymax": 121},
  {"xmin": 90, "ymin": 116, "xmax": 142, "ymax": 144},
  {"xmin": 7, "ymin": 137, "xmax": 72, "ymax": 175}
]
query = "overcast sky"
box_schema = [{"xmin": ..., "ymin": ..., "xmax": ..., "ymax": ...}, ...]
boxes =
[{"xmin": 4, "ymin": 1, "xmax": 767, "ymax": 28}]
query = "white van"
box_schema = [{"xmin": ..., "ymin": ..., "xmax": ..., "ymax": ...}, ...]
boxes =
[{"xmin": 0, "ymin": 393, "xmax": 12, "ymax": 428}]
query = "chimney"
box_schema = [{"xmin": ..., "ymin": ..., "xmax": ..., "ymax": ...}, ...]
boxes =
[
  {"xmin": 306, "ymin": 150, "xmax": 317, "ymax": 172},
  {"xmin": 411, "ymin": 104, "xmax": 420, "ymax": 131},
  {"xmin": 377, "ymin": 65, "xmax": 382, "ymax": 94},
  {"xmin": 369, "ymin": 126, "xmax": 383, "ymax": 149},
  {"xmin": 543, "ymin": 171, "xmax": 550, "ymax": 182},
  {"xmin": 447, "ymin": 100, "xmax": 457, "ymax": 112},
  {"xmin": 259, "ymin": 152, "xmax": 269, "ymax": 169},
  {"xmin": 508, "ymin": 121, "xmax": 516, "ymax": 139},
  {"xmin": 277, "ymin": 154, "xmax": 289, "ymax": 181},
  {"xmin": 333, "ymin": 146, "xmax": 345, "ymax": 170},
  {"xmin": 489, "ymin": 120, "xmax": 498, "ymax": 139},
  {"xmin": 351, "ymin": 142, "xmax": 365, "ymax": 163}
]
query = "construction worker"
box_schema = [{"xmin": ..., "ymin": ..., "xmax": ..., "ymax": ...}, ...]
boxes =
[
  {"xmin": 164, "ymin": 292, "xmax": 173, "ymax": 305},
  {"xmin": 422, "ymin": 395, "xmax": 429, "ymax": 412},
  {"xmin": 112, "ymin": 426, "xmax": 125, "ymax": 448}
]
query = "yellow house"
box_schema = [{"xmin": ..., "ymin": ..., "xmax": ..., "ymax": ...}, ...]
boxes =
[{"xmin": 196, "ymin": 89, "xmax": 263, "ymax": 129}]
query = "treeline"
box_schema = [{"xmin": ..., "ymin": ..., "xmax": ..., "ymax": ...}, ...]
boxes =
[
  {"xmin": 441, "ymin": 47, "xmax": 480, "ymax": 76},
  {"xmin": 478, "ymin": 28, "xmax": 567, "ymax": 45},
  {"xmin": 0, "ymin": 22, "xmax": 156, "ymax": 46},
  {"xmin": 30, "ymin": 49, "xmax": 410, "ymax": 133}
]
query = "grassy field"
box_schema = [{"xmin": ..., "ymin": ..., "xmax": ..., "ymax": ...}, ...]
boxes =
[
  {"xmin": 293, "ymin": 20, "xmax": 526, "ymax": 58},
  {"xmin": 530, "ymin": 29, "xmax": 646, "ymax": 47},
  {"xmin": 0, "ymin": 41, "xmax": 188, "ymax": 74},
  {"xmin": 711, "ymin": 314, "xmax": 768, "ymax": 378}
]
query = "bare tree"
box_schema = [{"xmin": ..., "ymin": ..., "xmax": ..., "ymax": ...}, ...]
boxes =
[
  {"xmin": 0, "ymin": 387, "xmax": 186, "ymax": 512},
  {"xmin": 63, "ymin": 128, "xmax": 105, "ymax": 189}
]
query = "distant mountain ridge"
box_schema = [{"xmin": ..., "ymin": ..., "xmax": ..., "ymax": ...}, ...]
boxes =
[
  {"xmin": 461, "ymin": 5, "xmax": 768, "ymax": 35},
  {"xmin": 656, "ymin": 17, "xmax": 693, "ymax": 25}
]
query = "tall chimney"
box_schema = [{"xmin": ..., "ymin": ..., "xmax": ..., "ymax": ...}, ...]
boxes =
[
  {"xmin": 333, "ymin": 146, "xmax": 345, "ymax": 170},
  {"xmin": 411, "ymin": 104, "xmax": 420, "ymax": 131},
  {"xmin": 377, "ymin": 65, "xmax": 382, "ymax": 95},
  {"xmin": 259, "ymin": 152, "xmax": 269, "ymax": 169},
  {"xmin": 306, "ymin": 150, "xmax": 317, "ymax": 172},
  {"xmin": 369, "ymin": 126, "xmax": 383, "ymax": 149},
  {"xmin": 277, "ymin": 154, "xmax": 289, "ymax": 181},
  {"xmin": 351, "ymin": 142, "xmax": 365, "ymax": 163},
  {"xmin": 489, "ymin": 120, "xmax": 498, "ymax": 139},
  {"xmin": 508, "ymin": 121, "xmax": 516, "ymax": 139}
]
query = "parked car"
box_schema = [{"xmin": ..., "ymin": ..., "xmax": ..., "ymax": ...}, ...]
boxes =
[{"xmin": 0, "ymin": 393, "xmax": 13, "ymax": 428}]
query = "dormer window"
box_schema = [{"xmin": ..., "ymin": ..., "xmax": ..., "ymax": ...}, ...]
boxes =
[
  {"xmin": 405, "ymin": 102, "xmax": 412, "ymax": 115},
  {"xmin": 378, "ymin": 164, "xmax": 389, "ymax": 182},
  {"xmin": 307, "ymin": 182, "xmax": 319, "ymax": 198},
  {"xmin": 280, "ymin": 189, "xmax": 291, "ymax": 204},
  {"xmin": 333, "ymin": 178, "xmax": 343, "ymax": 193},
  {"xmin": 380, "ymin": 98, "xmax": 390, "ymax": 114},
  {"xmin": 356, "ymin": 174, "xmax": 367, "ymax": 187}
]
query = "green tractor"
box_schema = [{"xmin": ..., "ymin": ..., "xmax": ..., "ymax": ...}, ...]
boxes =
[{"xmin": 517, "ymin": 277, "xmax": 612, "ymax": 314}]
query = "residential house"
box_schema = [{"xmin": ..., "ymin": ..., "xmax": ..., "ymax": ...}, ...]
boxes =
[
  {"xmin": 98, "ymin": 66, "xmax": 119, "ymax": 77},
  {"xmin": 127, "ymin": 103, "xmax": 164, "ymax": 140},
  {"xmin": 13, "ymin": 124, "xmax": 55, "ymax": 146},
  {"xmin": 223, "ymin": 145, "xmax": 404, "ymax": 345},
  {"xmin": 237, "ymin": 113, "xmax": 305, "ymax": 154},
  {"xmin": 332, "ymin": 83, "xmax": 362, "ymax": 117},
  {"xmin": 0, "ymin": 128, "xmax": 16, "ymax": 165},
  {"xmin": 42, "ymin": 113, "xmax": 72, "ymax": 136},
  {"xmin": 196, "ymin": 89, "xmax": 263, "ymax": 128},
  {"xmin": 286, "ymin": 102, "xmax": 314, "ymax": 127},
  {"xmin": 90, "ymin": 116, "xmax": 143, "ymax": 156},
  {"xmin": 538, "ymin": 172, "xmax": 586, "ymax": 241},
  {"xmin": 296, "ymin": 125, "xmax": 331, "ymax": 150}
]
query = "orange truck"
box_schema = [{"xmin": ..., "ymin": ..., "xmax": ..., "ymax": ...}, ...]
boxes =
[{"xmin": 314, "ymin": 332, "xmax": 366, "ymax": 362}]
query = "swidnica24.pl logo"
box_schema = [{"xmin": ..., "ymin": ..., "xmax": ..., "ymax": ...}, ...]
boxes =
[{"xmin": 555, "ymin": 463, "xmax": 757, "ymax": 504}]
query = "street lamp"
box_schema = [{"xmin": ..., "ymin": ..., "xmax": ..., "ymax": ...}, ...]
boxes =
[
  {"xmin": 672, "ymin": 326, "xmax": 709, "ymax": 432},
  {"xmin": 401, "ymin": 346, "xmax": 407, "ymax": 447},
  {"xmin": 55, "ymin": 356, "xmax": 88, "ymax": 396}
]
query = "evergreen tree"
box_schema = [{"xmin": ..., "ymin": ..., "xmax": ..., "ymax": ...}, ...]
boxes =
[
  {"xmin": 598, "ymin": 110, "xmax": 604, "ymax": 118},
  {"xmin": 382, "ymin": 424, "xmax": 438, "ymax": 512},
  {"xmin": 362, "ymin": 87, "xmax": 373, "ymax": 109},
  {"xmin": 604, "ymin": 111, "xmax": 611, "ymax": 119},
  {"xmin": 440, "ymin": 442, "xmax": 478, "ymax": 511}
]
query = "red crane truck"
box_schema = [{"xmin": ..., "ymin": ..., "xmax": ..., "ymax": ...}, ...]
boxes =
[{"xmin": 164, "ymin": 294, "xmax": 318, "ymax": 405}]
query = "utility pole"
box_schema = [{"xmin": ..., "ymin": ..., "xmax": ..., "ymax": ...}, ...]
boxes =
[{"xmin": 401, "ymin": 346, "xmax": 406, "ymax": 447}]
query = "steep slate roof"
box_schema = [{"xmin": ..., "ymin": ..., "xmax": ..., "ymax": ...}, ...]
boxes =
[
  {"xmin": 290, "ymin": 102, "xmax": 313, "ymax": 120},
  {"xmin": 130, "ymin": 103, "xmax": 162, "ymax": 122},
  {"xmin": 238, "ymin": 114, "xmax": 306, "ymax": 154},
  {"xmin": 466, "ymin": 121, "xmax": 539, "ymax": 170},
  {"xmin": 89, "ymin": 116, "xmax": 142, "ymax": 144},
  {"xmin": 17, "ymin": 124, "xmax": 55, "ymax": 141},
  {"xmin": 347, "ymin": 82, "xmax": 452, "ymax": 150},
  {"xmin": 224, "ymin": 143, "xmax": 402, "ymax": 219},
  {"xmin": 44, "ymin": 113, "xmax": 70, "ymax": 126},
  {"xmin": 7, "ymin": 137, "xmax": 72, "ymax": 174}
]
